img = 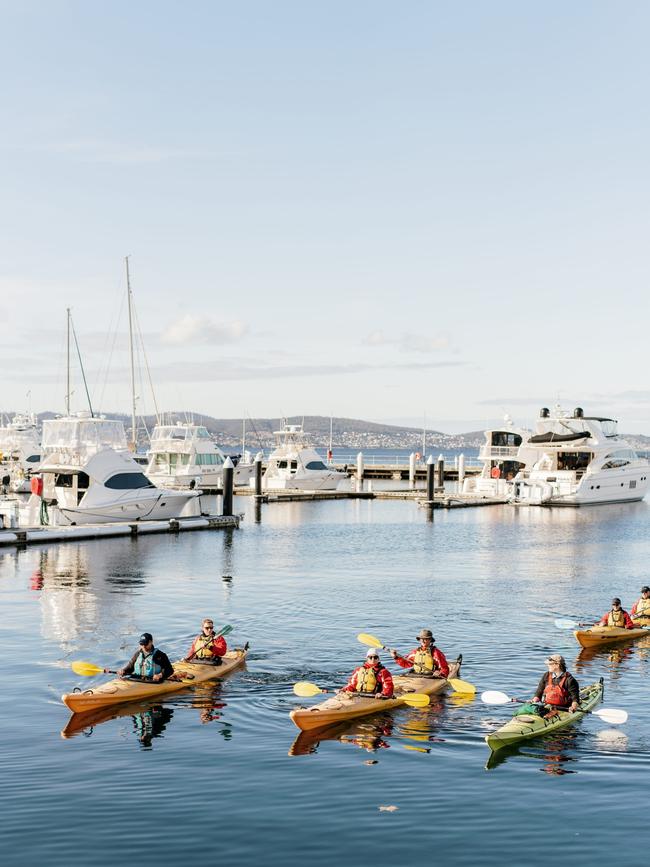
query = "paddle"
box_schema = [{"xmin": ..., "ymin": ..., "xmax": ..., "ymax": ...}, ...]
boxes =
[
  {"xmin": 185, "ymin": 624, "xmax": 233, "ymax": 661},
  {"xmin": 357, "ymin": 632, "xmax": 390, "ymax": 651},
  {"xmin": 292, "ymin": 681, "xmax": 430, "ymax": 707},
  {"xmin": 554, "ymin": 618, "xmax": 588, "ymax": 629},
  {"xmin": 480, "ymin": 690, "xmax": 628, "ymax": 725},
  {"xmin": 71, "ymin": 661, "xmax": 118, "ymax": 677}
]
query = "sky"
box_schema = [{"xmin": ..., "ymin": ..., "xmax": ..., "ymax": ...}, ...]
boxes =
[{"xmin": 1, "ymin": 1, "xmax": 649, "ymax": 433}]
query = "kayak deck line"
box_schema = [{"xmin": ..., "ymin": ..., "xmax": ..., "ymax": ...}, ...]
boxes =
[
  {"xmin": 289, "ymin": 656, "xmax": 462, "ymax": 732},
  {"xmin": 61, "ymin": 648, "xmax": 248, "ymax": 713},
  {"xmin": 573, "ymin": 624, "xmax": 650, "ymax": 649},
  {"xmin": 485, "ymin": 679, "xmax": 604, "ymax": 754}
]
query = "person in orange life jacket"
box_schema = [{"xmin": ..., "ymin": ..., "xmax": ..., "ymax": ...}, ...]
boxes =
[
  {"xmin": 630, "ymin": 586, "xmax": 650, "ymax": 619},
  {"xmin": 531, "ymin": 655, "xmax": 579, "ymax": 715},
  {"xmin": 184, "ymin": 618, "xmax": 227, "ymax": 664},
  {"xmin": 118, "ymin": 633, "xmax": 174, "ymax": 682},
  {"xmin": 597, "ymin": 598, "xmax": 634, "ymax": 629},
  {"xmin": 390, "ymin": 629, "xmax": 450, "ymax": 678},
  {"xmin": 339, "ymin": 648, "xmax": 394, "ymax": 698}
]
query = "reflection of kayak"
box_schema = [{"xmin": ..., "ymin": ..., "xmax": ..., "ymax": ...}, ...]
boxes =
[
  {"xmin": 61, "ymin": 698, "xmax": 166, "ymax": 738},
  {"xmin": 61, "ymin": 649, "xmax": 247, "ymax": 712},
  {"xmin": 289, "ymin": 657, "xmax": 461, "ymax": 732},
  {"xmin": 574, "ymin": 625, "xmax": 648, "ymax": 648},
  {"xmin": 485, "ymin": 679, "xmax": 603, "ymax": 753}
]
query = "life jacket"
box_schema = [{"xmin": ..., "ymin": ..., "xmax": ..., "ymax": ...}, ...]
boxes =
[
  {"xmin": 635, "ymin": 597, "xmax": 650, "ymax": 616},
  {"xmin": 134, "ymin": 648, "xmax": 163, "ymax": 679},
  {"xmin": 607, "ymin": 609, "xmax": 626, "ymax": 628},
  {"xmin": 192, "ymin": 634, "xmax": 217, "ymax": 659},
  {"xmin": 543, "ymin": 672, "xmax": 570, "ymax": 707},
  {"xmin": 412, "ymin": 648, "xmax": 435, "ymax": 675},
  {"xmin": 354, "ymin": 664, "xmax": 382, "ymax": 694}
]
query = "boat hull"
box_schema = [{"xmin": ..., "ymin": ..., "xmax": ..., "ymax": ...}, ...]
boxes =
[
  {"xmin": 290, "ymin": 660, "xmax": 461, "ymax": 732},
  {"xmin": 61, "ymin": 649, "xmax": 247, "ymax": 712},
  {"xmin": 58, "ymin": 491, "xmax": 198, "ymax": 524},
  {"xmin": 574, "ymin": 625, "xmax": 649, "ymax": 648}
]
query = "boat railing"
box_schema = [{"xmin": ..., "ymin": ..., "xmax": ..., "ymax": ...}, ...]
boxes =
[{"xmin": 478, "ymin": 445, "xmax": 520, "ymax": 459}]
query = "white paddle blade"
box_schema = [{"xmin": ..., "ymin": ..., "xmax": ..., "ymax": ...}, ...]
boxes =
[
  {"xmin": 554, "ymin": 618, "xmax": 579, "ymax": 629},
  {"xmin": 593, "ymin": 707, "xmax": 628, "ymax": 725},
  {"xmin": 481, "ymin": 690, "xmax": 511, "ymax": 705}
]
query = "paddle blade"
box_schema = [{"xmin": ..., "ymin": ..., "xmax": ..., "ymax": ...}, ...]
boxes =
[
  {"xmin": 554, "ymin": 618, "xmax": 579, "ymax": 629},
  {"xmin": 293, "ymin": 681, "xmax": 324, "ymax": 697},
  {"xmin": 216, "ymin": 624, "xmax": 233, "ymax": 638},
  {"xmin": 401, "ymin": 693, "xmax": 430, "ymax": 708},
  {"xmin": 71, "ymin": 660, "xmax": 104, "ymax": 677},
  {"xmin": 593, "ymin": 707, "xmax": 628, "ymax": 725},
  {"xmin": 357, "ymin": 633, "xmax": 383, "ymax": 649},
  {"xmin": 448, "ymin": 678, "xmax": 476, "ymax": 695},
  {"xmin": 481, "ymin": 690, "xmax": 511, "ymax": 705}
]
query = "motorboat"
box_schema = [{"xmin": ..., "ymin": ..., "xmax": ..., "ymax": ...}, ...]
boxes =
[
  {"xmin": 31, "ymin": 413, "xmax": 199, "ymax": 525},
  {"xmin": 462, "ymin": 415, "xmax": 530, "ymax": 498},
  {"xmin": 145, "ymin": 421, "xmax": 255, "ymax": 489},
  {"xmin": 259, "ymin": 422, "xmax": 345, "ymax": 491},
  {"xmin": 508, "ymin": 406, "xmax": 649, "ymax": 506},
  {"xmin": 0, "ymin": 413, "xmax": 41, "ymax": 493}
]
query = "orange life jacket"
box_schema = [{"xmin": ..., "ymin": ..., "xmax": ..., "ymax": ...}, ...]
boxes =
[
  {"xmin": 607, "ymin": 609, "xmax": 626, "ymax": 628},
  {"xmin": 354, "ymin": 664, "xmax": 383, "ymax": 694},
  {"xmin": 543, "ymin": 672, "xmax": 569, "ymax": 707},
  {"xmin": 192, "ymin": 634, "xmax": 217, "ymax": 659}
]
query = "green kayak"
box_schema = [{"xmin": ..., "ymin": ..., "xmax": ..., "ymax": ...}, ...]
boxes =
[{"xmin": 485, "ymin": 678, "xmax": 604, "ymax": 753}]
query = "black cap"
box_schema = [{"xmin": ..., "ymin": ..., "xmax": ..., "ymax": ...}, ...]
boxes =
[
  {"xmin": 642, "ymin": 586, "xmax": 650, "ymax": 594},
  {"xmin": 139, "ymin": 632, "xmax": 153, "ymax": 645}
]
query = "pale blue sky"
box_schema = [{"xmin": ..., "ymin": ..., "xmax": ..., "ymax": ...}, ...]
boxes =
[{"xmin": 1, "ymin": 2, "xmax": 649, "ymax": 432}]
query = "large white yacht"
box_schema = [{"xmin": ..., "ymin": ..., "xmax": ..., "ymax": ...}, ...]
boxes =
[
  {"xmin": 145, "ymin": 421, "xmax": 255, "ymax": 489},
  {"xmin": 33, "ymin": 413, "xmax": 199, "ymax": 524},
  {"xmin": 508, "ymin": 406, "xmax": 649, "ymax": 506},
  {"xmin": 462, "ymin": 416, "xmax": 530, "ymax": 498},
  {"xmin": 259, "ymin": 422, "xmax": 345, "ymax": 491},
  {"xmin": 0, "ymin": 413, "xmax": 41, "ymax": 493}
]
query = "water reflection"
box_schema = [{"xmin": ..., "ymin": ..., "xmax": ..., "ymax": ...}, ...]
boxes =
[{"xmin": 486, "ymin": 730, "xmax": 580, "ymax": 774}]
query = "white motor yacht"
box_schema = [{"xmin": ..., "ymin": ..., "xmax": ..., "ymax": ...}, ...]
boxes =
[
  {"xmin": 32, "ymin": 413, "xmax": 198, "ymax": 525},
  {"xmin": 0, "ymin": 413, "xmax": 41, "ymax": 493},
  {"xmin": 259, "ymin": 423, "xmax": 345, "ymax": 491},
  {"xmin": 508, "ymin": 406, "xmax": 649, "ymax": 506},
  {"xmin": 145, "ymin": 422, "xmax": 255, "ymax": 489},
  {"xmin": 462, "ymin": 416, "xmax": 530, "ymax": 498}
]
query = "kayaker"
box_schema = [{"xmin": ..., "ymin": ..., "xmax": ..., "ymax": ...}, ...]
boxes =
[
  {"xmin": 597, "ymin": 598, "xmax": 634, "ymax": 629},
  {"xmin": 184, "ymin": 618, "xmax": 227, "ymax": 664},
  {"xmin": 339, "ymin": 648, "xmax": 394, "ymax": 698},
  {"xmin": 630, "ymin": 586, "xmax": 650, "ymax": 618},
  {"xmin": 390, "ymin": 628, "xmax": 450, "ymax": 678},
  {"xmin": 531, "ymin": 654, "xmax": 580, "ymax": 716},
  {"xmin": 118, "ymin": 633, "xmax": 174, "ymax": 682}
]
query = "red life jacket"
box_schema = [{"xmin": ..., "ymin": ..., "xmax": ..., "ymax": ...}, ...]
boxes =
[{"xmin": 543, "ymin": 672, "xmax": 569, "ymax": 707}]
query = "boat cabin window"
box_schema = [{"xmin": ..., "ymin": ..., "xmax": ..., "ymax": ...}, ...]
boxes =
[
  {"xmin": 54, "ymin": 473, "xmax": 76, "ymax": 488},
  {"xmin": 104, "ymin": 472, "xmax": 156, "ymax": 490},
  {"xmin": 78, "ymin": 472, "xmax": 90, "ymax": 489},
  {"xmin": 26, "ymin": 454, "xmax": 41, "ymax": 463},
  {"xmin": 305, "ymin": 460, "xmax": 328, "ymax": 470},
  {"xmin": 557, "ymin": 452, "xmax": 592, "ymax": 471},
  {"xmin": 196, "ymin": 453, "xmax": 224, "ymax": 466},
  {"xmin": 602, "ymin": 449, "xmax": 637, "ymax": 469},
  {"xmin": 490, "ymin": 432, "xmax": 522, "ymax": 447},
  {"xmin": 600, "ymin": 420, "xmax": 618, "ymax": 437},
  {"xmin": 290, "ymin": 461, "xmax": 298, "ymax": 471},
  {"xmin": 197, "ymin": 427, "xmax": 211, "ymax": 438},
  {"xmin": 277, "ymin": 461, "xmax": 288, "ymax": 469}
]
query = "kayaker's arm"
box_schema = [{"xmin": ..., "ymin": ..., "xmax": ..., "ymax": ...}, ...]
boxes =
[
  {"xmin": 390, "ymin": 649, "xmax": 414, "ymax": 669},
  {"xmin": 531, "ymin": 673, "xmax": 547, "ymax": 702},
  {"xmin": 623, "ymin": 611, "xmax": 635, "ymax": 629},
  {"xmin": 155, "ymin": 650, "xmax": 175, "ymax": 681},
  {"xmin": 118, "ymin": 651, "xmax": 139, "ymax": 678}
]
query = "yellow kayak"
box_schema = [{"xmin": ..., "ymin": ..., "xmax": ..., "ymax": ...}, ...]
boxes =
[
  {"xmin": 61, "ymin": 648, "xmax": 247, "ymax": 713},
  {"xmin": 290, "ymin": 657, "xmax": 461, "ymax": 732},
  {"xmin": 574, "ymin": 625, "xmax": 648, "ymax": 648}
]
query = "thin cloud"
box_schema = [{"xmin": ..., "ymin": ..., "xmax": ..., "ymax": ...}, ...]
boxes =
[
  {"xmin": 362, "ymin": 330, "xmax": 450, "ymax": 353},
  {"xmin": 161, "ymin": 315, "xmax": 249, "ymax": 346}
]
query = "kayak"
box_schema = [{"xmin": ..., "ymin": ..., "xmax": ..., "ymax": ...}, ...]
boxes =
[
  {"xmin": 574, "ymin": 625, "xmax": 649, "ymax": 648},
  {"xmin": 485, "ymin": 679, "xmax": 603, "ymax": 753},
  {"xmin": 289, "ymin": 657, "xmax": 461, "ymax": 732},
  {"xmin": 61, "ymin": 648, "xmax": 247, "ymax": 713}
]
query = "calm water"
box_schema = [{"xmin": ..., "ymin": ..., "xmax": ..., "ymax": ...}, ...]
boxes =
[{"xmin": 2, "ymin": 497, "xmax": 650, "ymax": 866}]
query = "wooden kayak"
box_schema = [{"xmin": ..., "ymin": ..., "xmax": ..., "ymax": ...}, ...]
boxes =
[
  {"xmin": 574, "ymin": 625, "xmax": 649, "ymax": 648},
  {"xmin": 61, "ymin": 648, "xmax": 247, "ymax": 713},
  {"xmin": 289, "ymin": 657, "xmax": 461, "ymax": 732},
  {"xmin": 485, "ymin": 679, "xmax": 603, "ymax": 752}
]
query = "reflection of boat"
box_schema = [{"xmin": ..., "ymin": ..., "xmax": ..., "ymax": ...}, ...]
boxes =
[
  {"xmin": 485, "ymin": 679, "xmax": 603, "ymax": 753},
  {"xmin": 261, "ymin": 423, "xmax": 345, "ymax": 491},
  {"xmin": 508, "ymin": 406, "xmax": 649, "ymax": 506},
  {"xmin": 62, "ymin": 647, "xmax": 247, "ymax": 712},
  {"xmin": 0, "ymin": 412, "xmax": 41, "ymax": 492},
  {"xmin": 290, "ymin": 657, "xmax": 461, "ymax": 732},
  {"xmin": 574, "ymin": 624, "xmax": 649, "ymax": 648},
  {"xmin": 289, "ymin": 718, "xmax": 394, "ymax": 756}
]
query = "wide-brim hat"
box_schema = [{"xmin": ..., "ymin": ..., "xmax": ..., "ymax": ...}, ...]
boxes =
[{"xmin": 416, "ymin": 629, "xmax": 434, "ymax": 641}]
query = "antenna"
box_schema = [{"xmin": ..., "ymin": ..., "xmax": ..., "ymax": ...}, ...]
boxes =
[
  {"xmin": 66, "ymin": 307, "xmax": 71, "ymax": 415},
  {"xmin": 125, "ymin": 256, "xmax": 137, "ymax": 450}
]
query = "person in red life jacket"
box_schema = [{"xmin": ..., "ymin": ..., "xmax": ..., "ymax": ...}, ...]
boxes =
[
  {"xmin": 597, "ymin": 597, "xmax": 634, "ymax": 629},
  {"xmin": 531, "ymin": 654, "xmax": 580, "ymax": 716},
  {"xmin": 339, "ymin": 648, "xmax": 394, "ymax": 698},
  {"xmin": 630, "ymin": 586, "xmax": 650, "ymax": 619},
  {"xmin": 184, "ymin": 618, "xmax": 227, "ymax": 665},
  {"xmin": 390, "ymin": 629, "xmax": 450, "ymax": 678},
  {"xmin": 118, "ymin": 633, "xmax": 174, "ymax": 682}
]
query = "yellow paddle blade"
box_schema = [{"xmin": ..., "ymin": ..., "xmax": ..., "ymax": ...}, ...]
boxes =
[
  {"xmin": 71, "ymin": 660, "xmax": 104, "ymax": 677},
  {"xmin": 357, "ymin": 633, "xmax": 384, "ymax": 649},
  {"xmin": 293, "ymin": 681, "xmax": 324, "ymax": 697},
  {"xmin": 448, "ymin": 677, "xmax": 476, "ymax": 696},
  {"xmin": 401, "ymin": 693, "xmax": 430, "ymax": 708}
]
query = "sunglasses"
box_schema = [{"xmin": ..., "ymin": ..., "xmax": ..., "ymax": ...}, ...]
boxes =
[{"xmin": 367, "ymin": 655, "xmax": 379, "ymax": 659}]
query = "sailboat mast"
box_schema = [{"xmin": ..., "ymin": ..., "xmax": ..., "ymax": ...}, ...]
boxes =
[
  {"xmin": 241, "ymin": 418, "xmax": 246, "ymax": 454},
  {"xmin": 422, "ymin": 413, "xmax": 426, "ymax": 460},
  {"xmin": 125, "ymin": 256, "xmax": 137, "ymax": 451},
  {"xmin": 66, "ymin": 307, "xmax": 71, "ymax": 415}
]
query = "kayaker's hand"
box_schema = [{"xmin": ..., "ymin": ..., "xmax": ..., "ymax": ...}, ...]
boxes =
[
  {"xmin": 390, "ymin": 650, "xmax": 398, "ymax": 660},
  {"xmin": 375, "ymin": 694, "xmax": 387, "ymax": 700},
  {"xmin": 569, "ymin": 702, "xmax": 579, "ymax": 712},
  {"xmin": 152, "ymin": 673, "xmax": 163, "ymax": 682},
  {"xmin": 118, "ymin": 668, "xmax": 126, "ymax": 677}
]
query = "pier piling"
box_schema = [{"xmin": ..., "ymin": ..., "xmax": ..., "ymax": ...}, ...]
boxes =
[{"xmin": 222, "ymin": 457, "xmax": 234, "ymax": 516}]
